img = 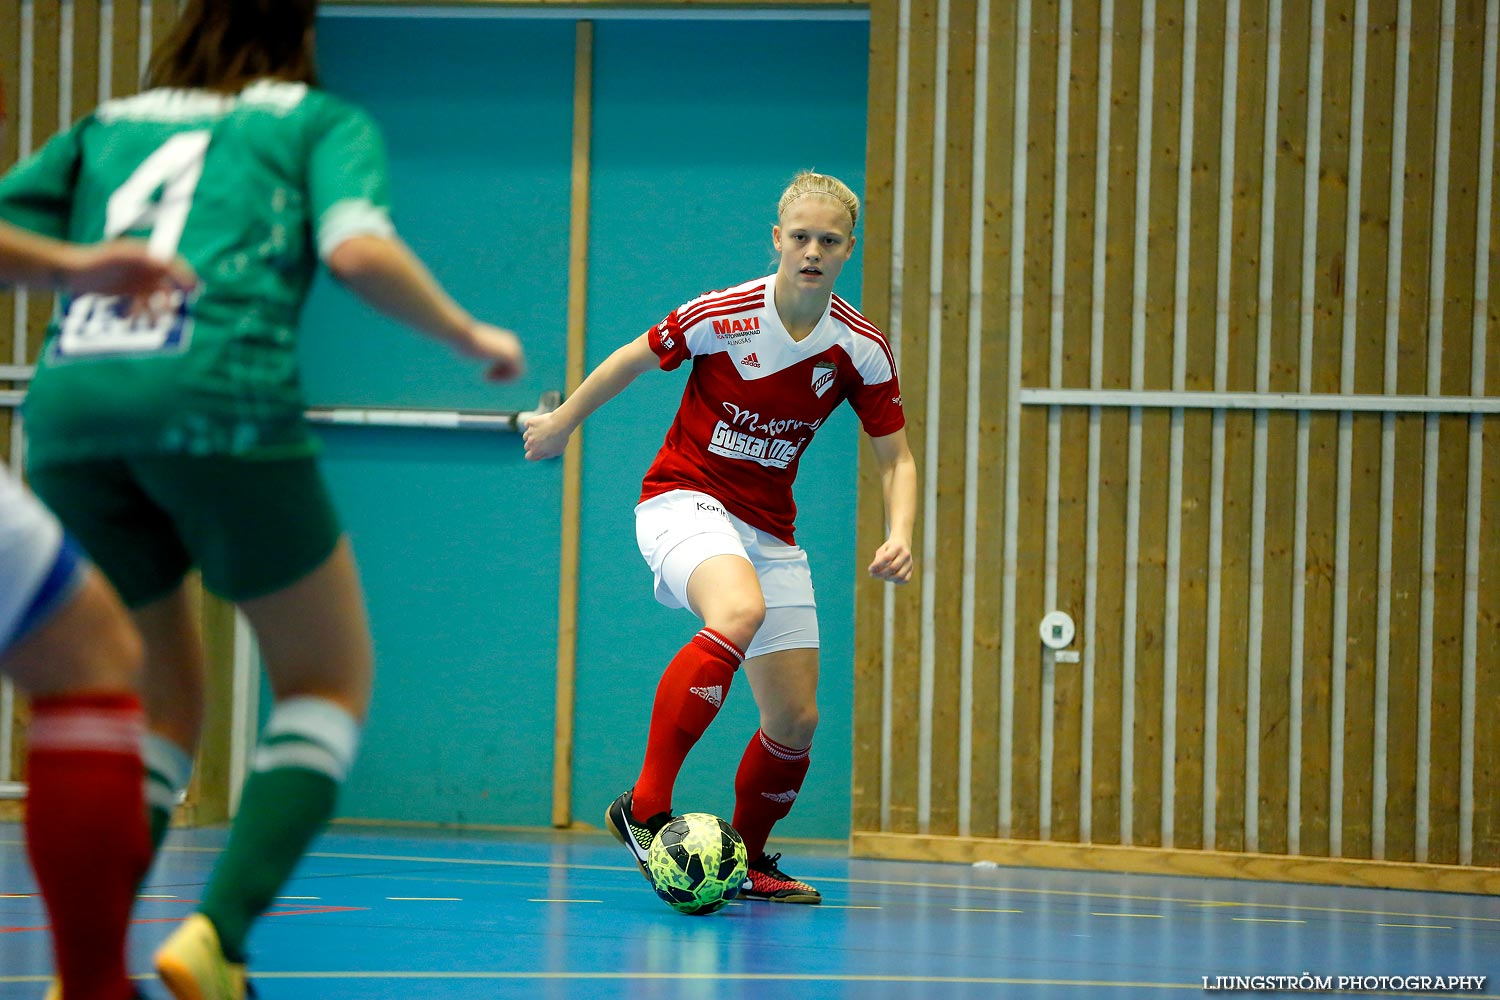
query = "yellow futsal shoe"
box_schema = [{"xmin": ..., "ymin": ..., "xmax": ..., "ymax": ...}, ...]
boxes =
[{"xmin": 154, "ymin": 913, "xmax": 248, "ymax": 1000}]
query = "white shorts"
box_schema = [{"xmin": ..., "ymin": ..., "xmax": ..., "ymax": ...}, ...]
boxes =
[
  {"xmin": 635, "ymin": 489, "xmax": 819, "ymax": 660},
  {"xmin": 0, "ymin": 468, "xmax": 81, "ymax": 654}
]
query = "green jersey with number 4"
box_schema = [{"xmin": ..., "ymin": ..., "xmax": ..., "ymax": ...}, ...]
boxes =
[{"xmin": 0, "ymin": 80, "xmax": 396, "ymax": 466}]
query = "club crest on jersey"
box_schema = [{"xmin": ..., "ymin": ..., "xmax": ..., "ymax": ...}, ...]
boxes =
[{"xmin": 811, "ymin": 361, "xmax": 837, "ymax": 398}]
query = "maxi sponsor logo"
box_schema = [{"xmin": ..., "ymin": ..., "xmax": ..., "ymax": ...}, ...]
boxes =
[
  {"xmin": 713, "ymin": 316, "xmax": 761, "ymax": 337},
  {"xmin": 713, "ymin": 316, "xmax": 761, "ymax": 346}
]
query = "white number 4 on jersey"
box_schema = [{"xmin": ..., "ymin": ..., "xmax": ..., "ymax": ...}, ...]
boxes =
[{"xmin": 53, "ymin": 129, "xmax": 209, "ymax": 361}]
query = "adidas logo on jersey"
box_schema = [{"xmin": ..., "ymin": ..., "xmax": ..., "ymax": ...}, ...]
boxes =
[
  {"xmin": 690, "ymin": 685, "xmax": 724, "ymax": 708},
  {"xmin": 740, "ymin": 353, "xmax": 761, "ymax": 368},
  {"xmin": 761, "ymin": 789, "xmax": 798, "ymax": 804}
]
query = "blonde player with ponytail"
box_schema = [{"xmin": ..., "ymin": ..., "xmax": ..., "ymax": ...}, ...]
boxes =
[{"xmin": 525, "ymin": 171, "xmax": 916, "ymax": 904}]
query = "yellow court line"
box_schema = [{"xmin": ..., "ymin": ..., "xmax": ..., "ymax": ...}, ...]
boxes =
[
  {"xmin": 386, "ymin": 897, "xmax": 462, "ymax": 901},
  {"xmin": 528, "ymin": 898, "xmax": 603, "ymax": 903},
  {"xmin": 952, "ymin": 907, "xmax": 1024, "ymax": 913},
  {"xmin": 1231, "ymin": 917, "xmax": 1307, "ymax": 924},
  {"xmin": 1091, "ymin": 912, "xmax": 1164, "ymax": 919},
  {"xmin": 1377, "ymin": 923, "xmax": 1451, "ymax": 930}
]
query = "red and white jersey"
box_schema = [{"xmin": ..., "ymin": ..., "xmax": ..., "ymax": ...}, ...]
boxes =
[{"xmin": 641, "ymin": 273, "xmax": 905, "ymax": 544}]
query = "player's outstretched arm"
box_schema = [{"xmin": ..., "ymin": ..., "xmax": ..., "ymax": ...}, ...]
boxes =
[
  {"xmin": 522, "ymin": 333, "xmax": 657, "ymax": 461},
  {"xmin": 0, "ymin": 221, "xmax": 194, "ymax": 296},
  {"xmin": 326, "ymin": 233, "xmax": 525, "ymax": 382},
  {"xmin": 866, "ymin": 428, "xmax": 917, "ymax": 584}
]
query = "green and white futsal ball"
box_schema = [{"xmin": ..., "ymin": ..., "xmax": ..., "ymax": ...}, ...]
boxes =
[{"xmin": 647, "ymin": 812, "xmax": 748, "ymax": 915}]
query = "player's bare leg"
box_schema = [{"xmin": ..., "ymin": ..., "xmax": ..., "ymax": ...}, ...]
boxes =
[
  {"xmin": 685, "ymin": 554, "xmax": 766, "ymax": 654},
  {"xmin": 155, "ymin": 540, "xmax": 370, "ymax": 998},
  {"xmin": 130, "ymin": 583, "xmax": 207, "ymax": 849}
]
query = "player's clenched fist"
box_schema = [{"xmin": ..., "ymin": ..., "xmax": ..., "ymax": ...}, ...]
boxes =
[
  {"xmin": 523, "ymin": 409, "xmax": 573, "ymax": 461},
  {"xmin": 867, "ymin": 537, "xmax": 913, "ymax": 584}
]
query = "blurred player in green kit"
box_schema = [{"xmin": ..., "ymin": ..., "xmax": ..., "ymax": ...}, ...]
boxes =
[{"xmin": 0, "ymin": 1, "xmax": 526, "ymax": 996}]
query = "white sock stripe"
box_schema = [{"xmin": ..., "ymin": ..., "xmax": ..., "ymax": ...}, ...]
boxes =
[
  {"xmin": 758, "ymin": 731, "xmax": 811, "ymax": 762},
  {"xmin": 145, "ymin": 780, "xmax": 180, "ymax": 811},
  {"xmin": 28, "ymin": 715, "xmax": 143, "ymax": 756},
  {"xmin": 252, "ymin": 741, "xmax": 349, "ymax": 781},
  {"xmin": 262, "ymin": 696, "xmax": 361, "ymax": 773},
  {"xmin": 697, "ymin": 629, "xmax": 744, "ymax": 662},
  {"xmin": 142, "ymin": 733, "xmax": 193, "ymax": 792}
]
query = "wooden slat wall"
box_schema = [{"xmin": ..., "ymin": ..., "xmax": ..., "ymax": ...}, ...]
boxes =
[
  {"xmin": 1301, "ymin": 0, "xmax": 1349, "ymax": 861},
  {"xmin": 1051, "ymin": 0, "xmax": 1099, "ymax": 848},
  {"xmin": 852, "ymin": 0, "xmax": 898, "ymax": 837},
  {"xmin": 1131, "ymin": 0, "xmax": 1175, "ymax": 852},
  {"xmin": 0, "ymin": 2, "xmax": 227, "ymax": 825},
  {"xmin": 1479, "ymin": 0, "xmax": 1500, "ymax": 872},
  {"xmin": 1344, "ymin": 0, "xmax": 1396, "ymax": 865},
  {"xmin": 1430, "ymin": 0, "xmax": 1479, "ymax": 869},
  {"xmin": 969, "ymin": 0, "xmax": 1016, "ymax": 838},
  {"xmin": 891, "ymin": 0, "xmax": 936, "ymax": 837},
  {"xmin": 1214, "ymin": 0, "xmax": 1267, "ymax": 855},
  {"xmin": 1173, "ymin": 0, "xmax": 1225, "ymax": 852},
  {"xmin": 1012, "ymin": 0, "xmax": 1055, "ymax": 845},
  {"xmin": 1093, "ymin": 0, "xmax": 1139, "ymax": 848},
  {"xmin": 1388, "ymin": 0, "xmax": 1440, "ymax": 865},
  {"xmin": 1, "ymin": 0, "xmax": 20, "ymax": 465},
  {"xmin": 931, "ymin": 0, "xmax": 977, "ymax": 838},
  {"xmin": 0, "ymin": 0, "xmax": 17, "ymax": 802},
  {"xmin": 856, "ymin": 0, "xmax": 1500, "ymax": 893}
]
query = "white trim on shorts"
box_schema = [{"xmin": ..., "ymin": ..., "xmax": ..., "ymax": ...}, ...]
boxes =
[
  {"xmin": 635, "ymin": 489, "xmax": 819, "ymax": 659},
  {"xmin": 0, "ymin": 468, "xmax": 68, "ymax": 653}
]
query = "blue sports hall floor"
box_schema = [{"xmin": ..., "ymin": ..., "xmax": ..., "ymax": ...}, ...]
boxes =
[{"xmin": 1, "ymin": 823, "xmax": 1495, "ymax": 998}]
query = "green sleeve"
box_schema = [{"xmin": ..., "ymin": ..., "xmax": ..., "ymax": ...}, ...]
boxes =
[
  {"xmin": 307, "ymin": 99, "xmax": 395, "ymax": 259},
  {"xmin": 0, "ymin": 120, "xmax": 87, "ymax": 240}
]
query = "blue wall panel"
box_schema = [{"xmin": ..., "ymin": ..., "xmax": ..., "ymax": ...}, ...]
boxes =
[
  {"xmin": 300, "ymin": 16, "xmax": 575, "ymax": 826},
  {"xmin": 574, "ymin": 19, "xmax": 870, "ymax": 841},
  {"xmin": 292, "ymin": 13, "xmax": 869, "ymax": 838}
]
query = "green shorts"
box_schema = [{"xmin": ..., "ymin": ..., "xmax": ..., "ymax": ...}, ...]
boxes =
[{"xmin": 27, "ymin": 454, "xmax": 342, "ymax": 607}]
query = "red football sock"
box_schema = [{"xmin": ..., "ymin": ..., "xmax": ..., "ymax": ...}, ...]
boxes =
[
  {"xmin": 26, "ymin": 693, "xmax": 150, "ymax": 1000},
  {"xmin": 631, "ymin": 628, "xmax": 743, "ymax": 819},
  {"xmin": 731, "ymin": 729, "xmax": 812, "ymax": 860}
]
